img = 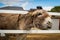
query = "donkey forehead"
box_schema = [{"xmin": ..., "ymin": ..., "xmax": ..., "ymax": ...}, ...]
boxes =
[{"xmin": 32, "ymin": 10, "xmax": 43, "ymax": 15}]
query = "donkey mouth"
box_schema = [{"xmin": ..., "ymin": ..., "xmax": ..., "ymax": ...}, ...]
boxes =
[{"xmin": 47, "ymin": 26, "xmax": 51, "ymax": 29}]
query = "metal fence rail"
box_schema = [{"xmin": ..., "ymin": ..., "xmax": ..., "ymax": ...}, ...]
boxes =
[
  {"xmin": 0, "ymin": 30, "xmax": 60, "ymax": 36},
  {"xmin": 0, "ymin": 30, "xmax": 60, "ymax": 33}
]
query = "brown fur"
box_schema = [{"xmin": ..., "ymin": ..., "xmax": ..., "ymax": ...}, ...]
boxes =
[
  {"xmin": 18, "ymin": 9, "xmax": 52, "ymax": 30},
  {"xmin": 0, "ymin": 9, "xmax": 52, "ymax": 40},
  {"xmin": 32, "ymin": 9, "xmax": 51, "ymax": 29},
  {"xmin": 0, "ymin": 9, "xmax": 51, "ymax": 30},
  {"xmin": 0, "ymin": 13, "xmax": 19, "ymax": 29}
]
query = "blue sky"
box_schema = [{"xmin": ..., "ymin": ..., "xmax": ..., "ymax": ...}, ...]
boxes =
[{"xmin": 0, "ymin": 0, "xmax": 60, "ymax": 11}]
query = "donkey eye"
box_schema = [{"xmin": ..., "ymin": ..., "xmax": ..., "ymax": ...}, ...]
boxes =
[{"xmin": 35, "ymin": 13, "xmax": 42, "ymax": 17}]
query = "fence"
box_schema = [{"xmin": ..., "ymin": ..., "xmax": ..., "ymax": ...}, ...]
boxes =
[{"xmin": 0, "ymin": 30, "xmax": 60, "ymax": 36}]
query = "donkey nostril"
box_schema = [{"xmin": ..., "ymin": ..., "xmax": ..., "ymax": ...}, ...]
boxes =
[{"xmin": 47, "ymin": 21, "xmax": 50, "ymax": 24}]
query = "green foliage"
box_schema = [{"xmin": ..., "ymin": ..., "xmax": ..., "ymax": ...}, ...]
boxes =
[{"xmin": 50, "ymin": 6, "xmax": 60, "ymax": 12}]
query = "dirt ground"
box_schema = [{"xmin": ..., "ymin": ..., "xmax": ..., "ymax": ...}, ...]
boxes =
[
  {"xmin": 27, "ymin": 33, "xmax": 60, "ymax": 40},
  {"xmin": 0, "ymin": 33, "xmax": 60, "ymax": 40}
]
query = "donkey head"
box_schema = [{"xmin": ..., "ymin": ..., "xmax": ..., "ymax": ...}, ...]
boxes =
[{"xmin": 31, "ymin": 9, "xmax": 52, "ymax": 30}]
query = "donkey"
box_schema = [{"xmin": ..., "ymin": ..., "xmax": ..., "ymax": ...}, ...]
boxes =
[
  {"xmin": 12, "ymin": 9, "xmax": 52, "ymax": 40},
  {"xmin": 18, "ymin": 9, "xmax": 52, "ymax": 30},
  {"xmin": 0, "ymin": 8, "xmax": 52, "ymax": 40}
]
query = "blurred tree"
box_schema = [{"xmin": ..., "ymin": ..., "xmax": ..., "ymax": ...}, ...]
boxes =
[{"xmin": 50, "ymin": 6, "xmax": 60, "ymax": 12}]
